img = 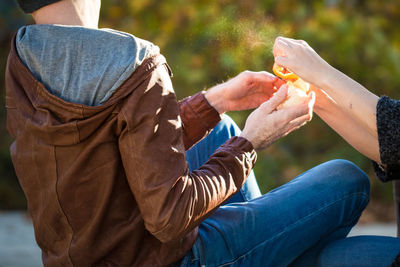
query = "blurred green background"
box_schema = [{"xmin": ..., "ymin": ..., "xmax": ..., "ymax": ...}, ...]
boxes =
[{"xmin": 1, "ymin": 0, "xmax": 399, "ymax": 222}]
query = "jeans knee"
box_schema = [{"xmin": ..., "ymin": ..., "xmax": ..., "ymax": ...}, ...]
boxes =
[
  {"xmin": 317, "ymin": 159, "xmax": 370, "ymax": 226},
  {"xmin": 324, "ymin": 159, "xmax": 370, "ymax": 198}
]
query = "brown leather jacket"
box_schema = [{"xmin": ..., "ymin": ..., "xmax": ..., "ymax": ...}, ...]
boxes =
[{"xmin": 5, "ymin": 37, "xmax": 257, "ymax": 266}]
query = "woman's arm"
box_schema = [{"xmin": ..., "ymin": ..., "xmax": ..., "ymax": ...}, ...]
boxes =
[
  {"xmin": 273, "ymin": 36, "xmax": 381, "ymax": 163},
  {"xmin": 313, "ymin": 82, "xmax": 380, "ymax": 163}
]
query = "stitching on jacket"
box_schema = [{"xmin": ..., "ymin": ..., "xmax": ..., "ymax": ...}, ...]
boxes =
[
  {"xmin": 53, "ymin": 146, "xmax": 76, "ymax": 266},
  {"xmin": 75, "ymin": 120, "xmax": 80, "ymax": 144}
]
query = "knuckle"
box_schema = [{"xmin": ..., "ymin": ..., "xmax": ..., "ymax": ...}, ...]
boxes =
[
  {"xmin": 261, "ymin": 71, "xmax": 274, "ymax": 78},
  {"xmin": 242, "ymin": 70, "xmax": 251, "ymax": 76},
  {"xmin": 241, "ymin": 70, "xmax": 254, "ymax": 82}
]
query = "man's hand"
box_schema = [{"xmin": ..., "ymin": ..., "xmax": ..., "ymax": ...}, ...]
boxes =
[
  {"xmin": 240, "ymin": 85, "xmax": 315, "ymax": 151},
  {"xmin": 205, "ymin": 71, "xmax": 285, "ymax": 114}
]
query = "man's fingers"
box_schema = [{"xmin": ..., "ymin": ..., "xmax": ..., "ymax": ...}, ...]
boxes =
[
  {"xmin": 279, "ymin": 102, "xmax": 309, "ymax": 122},
  {"xmin": 242, "ymin": 70, "xmax": 276, "ymax": 84},
  {"xmin": 279, "ymin": 113, "xmax": 311, "ymax": 138},
  {"xmin": 252, "ymin": 71, "xmax": 287, "ymax": 92},
  {"xmin": 282, "ymin": 120, "xmax": 307, "ymax": 138},
  {"xmin": 273, "ymin": 77, "xmax": 286, "ymax": 89},
  {"xmin": 243, "ymin": 71, "xmax": 282, "ymax": 95},
  {"xmin": 253, "ymin": 71, "xmax": 281, "ymax": 93},
  {"xmin": 254, "ymin": 71, "xmax": 278, "ymax": 83},
  {"xmin": 289, "ymin": 113, "xmax": 312, "ymax": 127},
  {"xmin": 260, "ymin": 84, "xmax": 288, "ymax": 113}
]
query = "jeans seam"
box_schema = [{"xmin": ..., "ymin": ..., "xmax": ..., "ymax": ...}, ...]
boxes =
[
  {"xmin": 213, "ymin": 192, "xmax": 369, "ymax": 267},
  {"xmin": 239, "ymin": 188, "xmax": 248, "ymax": 202},
  {"xmin": 341, "ymin": 193, "xmax": 370, "ymax": 227},
  {"xmin": 201, "ymin": 220, "xmax": 235, "ymax": 263},
  {"xmin": 190, "ymin": 241, "xmax": 200, "ymax": 264}
]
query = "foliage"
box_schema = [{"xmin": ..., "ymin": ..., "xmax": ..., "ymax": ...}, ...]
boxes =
[{"xmin": 1, "ymin": 0, "xmax": 399, "ymax": 210}]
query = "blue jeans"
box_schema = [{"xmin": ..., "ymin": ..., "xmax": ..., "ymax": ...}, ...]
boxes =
[{"xmin": 177, "ymin": 115, "xmax": 399, "ymax": 266}]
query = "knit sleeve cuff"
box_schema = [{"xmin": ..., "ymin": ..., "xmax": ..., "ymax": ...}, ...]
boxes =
[
  {"xmin": 391, "ymin": 252, "xmax": 400, "ymax": 267},
  {"xmin": 376, "ymin": 96, "xmax": 400, "ymax": 165},
  {"xmin": 372, "ymin": 161, "xmax": 400, "ymax": 183},
  {"xmin": 372, "ymin": 96, "xmax": 400, "ymax": 182}
]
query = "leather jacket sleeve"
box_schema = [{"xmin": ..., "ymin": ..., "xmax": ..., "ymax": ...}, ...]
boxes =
[
  {"xmin": 118, "ymin": 62, "xmax": 256, "ymax": 243},
  {"xmin": 178, "ymin": 91, "xmax": 221, "ymax": 150}
]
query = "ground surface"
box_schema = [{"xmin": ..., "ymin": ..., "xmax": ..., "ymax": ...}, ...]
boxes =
[{"xmin": 0, "ymin": 211, "xmax": 397, "ymax": 267}]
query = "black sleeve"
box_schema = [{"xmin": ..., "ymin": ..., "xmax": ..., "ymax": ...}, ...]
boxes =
[
  {"xmin": 372, "ymin": 96, "xmax": 400, "ymax": 182},
  {"xmin": 372, "ymin": 161, "xmax": 400, "ymax": 182},
  {"xmin": 391, "ymin": 253, "xmax": 400, "ymax": 267}
]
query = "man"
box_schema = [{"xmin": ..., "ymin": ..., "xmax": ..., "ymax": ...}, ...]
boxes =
[{"xmin": 6, "ymin": 0, "xmax": 370, "ymax": 266}]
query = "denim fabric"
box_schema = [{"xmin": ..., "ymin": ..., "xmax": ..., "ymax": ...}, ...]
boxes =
[
  {"xmin": 180, "ymin": 115, "xmax": 375, "ymax": 267},
  {"xmin": 16, "ymin": 25, "xmax": 158, "ymax": 106},
  {"xmin": 316, "ymin": 235, "xmax": 400, "ymax": 267}
]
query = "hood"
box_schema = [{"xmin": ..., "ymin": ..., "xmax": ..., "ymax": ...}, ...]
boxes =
[
  {"xmin": 15, "ymin": 25, "xmax": 159, "ymax": 106},
  {"xmin": 6, "ymin": 35, "xmax": 165, "ymax": 146}
]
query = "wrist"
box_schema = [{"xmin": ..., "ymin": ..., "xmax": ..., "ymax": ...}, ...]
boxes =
[
  {"xmin": 317, "ymin": 64, "xmax": 341, "ymax": 92},
  {"xmin": 204, "ymin": 85, "xmax": 226, "ymax": 114},
  {"xmin": 312, "ymin": 88, "xmax": 329, "ymax": 114},
  {"xmin": 239, "ymin": 131, "xmax": 254, "ymax": 148},
  {"xmin": 240, "ymin": 130, "xmax": 261, "ymax": 151}
]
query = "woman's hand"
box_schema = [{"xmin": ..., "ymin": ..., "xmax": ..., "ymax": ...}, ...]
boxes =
[
  {"xmin": 273, "ymin": 36, "xmax": 332, "ymax": 88},
  {"xmin": 240, "ymin": 85, "xmax": 315, "ymax": 151},
  {"xmin": 273, "ymin": 36, "xmax": 381, "ymax": 163},
  {"xmin": 205, "ymin": 70, "xmax": 285, "ymax": 114}
]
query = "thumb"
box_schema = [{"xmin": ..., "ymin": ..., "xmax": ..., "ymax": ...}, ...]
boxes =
[
  {"xmin": 307, "ymin": 90, "xmax": 316, "ymax": 119},
  {"xmin": 273, "ymin": 77, "xmax": 286, "ymax": 89},
  {"xmin": 261, "ymin": 84, "xmax": 288, "ymax": 113}
]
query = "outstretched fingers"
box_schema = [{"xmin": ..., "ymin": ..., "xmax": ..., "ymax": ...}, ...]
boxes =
[
  {"xmin": 278, "ymin": 94, "xmax": 315, "ymax": 132},
  {"xmin": 243, "ymin": 70, "xmax": 277, "ymax": 84},
  {"xmin": 281, "ymin": 111, "xmax": 312, "ymax": 137},
  {"xmin": 260, "ymin": 85, "xmax": 288, "ymax": 113},
  {"xmin": 249, "ymin": 71, "xmax": 283, "ymax": 94},
  {"xmin": 281, "ymin": 103, "xmax": 310, "ymax": 122},
  {"xmin": 273, "ymin": 77, "xmax": 286, "ymax": 90}
]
